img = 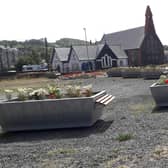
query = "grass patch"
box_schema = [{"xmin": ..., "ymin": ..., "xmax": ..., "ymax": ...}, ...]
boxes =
[
  {"xmin": 0, "ymin": 77, "xmax": 83, "ymax": 90},
  {"xmin": 116, "ymin": 133, "xmax": 133, "ymax": 142},
  {"xmin": 129, "ymin": 102, "xmax": 155, "ymax": 113},
  {"xmin": 0, "ymin": 78, "xmax": 54, "ymax": 90}
]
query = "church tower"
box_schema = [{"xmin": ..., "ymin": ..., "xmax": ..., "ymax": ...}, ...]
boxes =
[
  {"xmin": 145, "ymin": 5, "xmax": 156, "ymax": 35},
  {"xmin": 141, "ymin": 5, "xmax": 164, "ymax": 65}
]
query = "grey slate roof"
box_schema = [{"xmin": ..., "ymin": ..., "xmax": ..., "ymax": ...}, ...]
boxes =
[
  {"xmin": 54, "ymin": 44, "xmax": 127, "ymax": 62},
  {"xmin": 73, "ymin": 44, "xmax": 104, "ymax": 61},
  {"xmin": 101, "ymin": 26, "xmax": 145, "ymax": 50},
  {"xmin": 109, "ymin": 45, "xmax": 127, "ymax": 59},
  {"xmin": 55, "ymin": 47, "xmax": 70, "ymax": 61}
]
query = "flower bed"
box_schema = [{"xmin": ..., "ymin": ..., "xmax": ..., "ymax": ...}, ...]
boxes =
[
  {"xmin": 0, "ymin": 85, "xmax": 115, "ymax": 132},
  {"xmin": 3, "ymin": 84, "xmax": 93, "ymax": 101},
  {"xmin": 150, "ymin": 75, "xmax": 168, "ymax": 107}
]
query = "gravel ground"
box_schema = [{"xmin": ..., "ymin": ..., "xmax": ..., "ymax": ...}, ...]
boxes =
[{"xmin": 0, "ymin": 77, "xmax": 168, "ymax": 168}]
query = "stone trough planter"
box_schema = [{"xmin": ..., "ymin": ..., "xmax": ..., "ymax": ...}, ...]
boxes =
[
  {"xmin": 0, "ymin": 90, "xmax": 114, "ymax": 132},
  {"xmin": 121, "ymin": 71, "xmax": 141, "ymax": 78},
  {"xmin": 150, "ymin": 83, "xmax": 168, "ymax": 107},
  {"xmin": 107, "ymin": 71, "xmax": 121, "ymax": 77},
  {"xmin": 142, "ymin": 71, "xmax": 162, "ymax": 80}
]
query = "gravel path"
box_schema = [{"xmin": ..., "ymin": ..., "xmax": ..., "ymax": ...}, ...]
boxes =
[{"xmin": 0, "ymin": 77, "xmax": 168, "ymax": 168}]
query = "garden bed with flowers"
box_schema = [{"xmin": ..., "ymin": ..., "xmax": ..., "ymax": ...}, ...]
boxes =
[
  {"xmin": 150, "ymin": 75, "xmax": 168, "ymax": 107},
  {"xmin": 0, "ymin": 84, "xmax": 114, "ymax": 132}
]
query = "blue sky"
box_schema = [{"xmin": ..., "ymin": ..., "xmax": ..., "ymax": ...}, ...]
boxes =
[{"xmin": 0, "ymin": 0, "xmax": 168, "ymax": 44}]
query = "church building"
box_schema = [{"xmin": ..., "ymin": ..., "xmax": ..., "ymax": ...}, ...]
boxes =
[{"xmin": 101, "ymin": 6, "xmax": 164, "ymax": 66}]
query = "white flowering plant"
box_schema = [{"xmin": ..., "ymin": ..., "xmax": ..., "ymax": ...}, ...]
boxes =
[
  {"xmin": 4, "ymin": 89, "xmax": 13, "ymax": 100},
  {"xmin": 66, "ymin": 84, "xmax": 92, "ymax": 97},
  {"xmin": 17, "ymin": 88, "xmax": 33, "ymax": 100},
  {"xmin": 81, "ymin": 84, "xmax": 92, "ymax": 97},
  {"xmin": 66, "ymin": 85, "xmax": 81, "ymax": 97},
  {"xmin": 3, "ymin": 84, "xmax": 93, "ymax": 101},
  {"xmin": 29, "ymin": 88, "xmax": 49, "ymax": 100}
]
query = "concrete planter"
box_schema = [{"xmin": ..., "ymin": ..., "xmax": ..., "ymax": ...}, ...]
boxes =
[
  {"xmin": 142, "ymin": 71, "xmax": 162, "ymax": 79},
  {"xmin": 107, "ymin": 70, "xmax": 121, "ymax": 77},
  {"xmin": 0, "ymin": 90, "xmax": 114, "ymax": 132},
  {"xmin": 121, "ymin": 71, "xmax": 141, "ymax": 78},
  {"xmin": 150, "ymin": 83, "xmax": 168, "ymax": 107}
]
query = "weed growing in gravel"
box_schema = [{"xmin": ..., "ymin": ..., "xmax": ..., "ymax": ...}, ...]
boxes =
[
  {"xmin": 47, "ymin": 148, "xmax": 77, "ymax": 156},
  {"xmin": 103, "ymin": 155, "xmax": 130, "ymax": 168},
  {"xmin": 118, "ymin": 166, "xmax": 129, "ymax": 168},
  {"xmin": 152, "ymin": 145, "xmax": 168, "ymax": 159},
  {"xmin": 116, "ymin": 133, "xmax": 133, "ymax": 142}
]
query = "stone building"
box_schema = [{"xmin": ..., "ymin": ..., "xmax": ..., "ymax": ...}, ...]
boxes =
[
  {"xmin": 0, "ymin": 46, "xmax": 18, "ymax": 72},
  {"xmin": 51, "ymin": 43, "xmax": 127, "ymax": 73}
]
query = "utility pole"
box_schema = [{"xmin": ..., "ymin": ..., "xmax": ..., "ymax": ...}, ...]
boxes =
[
  {"xmin": 44, "ymin": 37, "xmax": 50, "ymax": 71},
  {"xmin": 83, "ymin": 28, "xmax": 90, "ymax": 71},
  {"xmin": 0, "ymin": 51, "xmax": 3, "ymax": 71},
  {"xmin": 6, "ymin": 48, "xmax": 10, "ymax": 71}
]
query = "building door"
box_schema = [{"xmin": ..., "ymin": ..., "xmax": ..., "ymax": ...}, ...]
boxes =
[
  {"xmin": 95, "ymin": 60, "xmax": 102, "ymax": 70},
  {"xmin": 112, "ymin": 60, "xmax": 117, "ymax": 67},
  {"xmin": 72, "ymin": 63, "xmax": 80, "ymax": 72}
]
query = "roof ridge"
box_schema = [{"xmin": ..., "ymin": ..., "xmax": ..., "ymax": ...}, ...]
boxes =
[{"xmin": 105, "ymin": 26, "xmax": 144, "ymax": 35}]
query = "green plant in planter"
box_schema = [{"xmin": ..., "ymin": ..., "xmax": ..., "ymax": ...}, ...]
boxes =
[
  {"xmin": 47, "ymin": 85, "xmax": 62, "ymax": 99},
  {"xmin": 3, "ymin": 83, "xmax": 93, "ymax": 101},
  {"xmin": 157, "ymin": 75, "xmax": 168, "ymax": 85}
]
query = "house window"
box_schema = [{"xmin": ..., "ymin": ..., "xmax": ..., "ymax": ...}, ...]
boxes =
[{"xmin": 105, "ymin": 55, "xmax": 108, "ymax": 65}]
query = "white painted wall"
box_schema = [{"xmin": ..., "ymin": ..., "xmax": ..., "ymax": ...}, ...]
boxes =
[
  {"xmin": 68, "ymin": 50, "xmax": 81, "ymax": 72},
  {"xmin": 117, "ymin": 58, "xmax": 128, "ymax": 67},
  {"xmin": 51, "ymin": 52, "xmax": 63, "ymax": 73},
  {"xmin": 63, "ymin": 63, "xmax": 69, "ymax": 73}
]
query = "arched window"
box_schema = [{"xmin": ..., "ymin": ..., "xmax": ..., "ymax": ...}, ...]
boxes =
[{"xmin": 101, "ymin": 54, "xmax": 114, "ymax": 68}]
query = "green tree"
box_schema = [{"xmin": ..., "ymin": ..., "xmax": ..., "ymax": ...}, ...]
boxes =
[{"xmin": 15, "ymin": 56, "xmax": 35, "ymax": 72}]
